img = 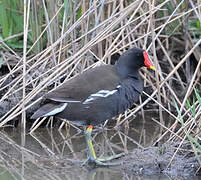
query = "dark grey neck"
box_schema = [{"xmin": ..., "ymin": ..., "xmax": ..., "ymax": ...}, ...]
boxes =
[{"xmin": 115, "ymin": 64, "xmax": 140, "ymax": 80}]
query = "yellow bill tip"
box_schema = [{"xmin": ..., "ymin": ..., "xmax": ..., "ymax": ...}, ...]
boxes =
[
  {"xmin": 149, "ymin": 65, "xmax": 155, "ymax": 71},
  {"xmin": 87, "ymin": 125, "xmax": 93, "ymax": 131}
]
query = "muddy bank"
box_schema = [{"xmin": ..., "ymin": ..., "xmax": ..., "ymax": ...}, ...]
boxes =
[
  {"xmin": 38, "ymin": 141, "xmax": 201, "ymax": 177},
  {"xmin": 0, "ymin": 119, "xmax": 200, "ymax": 179},
  {"xmin": 0, "ymin": 136, "xmax": 200, "ymax": 179},
  {"xmin": 119, "ymin": 142, "xmax": 200, "ymax": 177}
]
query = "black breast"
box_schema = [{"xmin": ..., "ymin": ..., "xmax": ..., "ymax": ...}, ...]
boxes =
[{"xmin": 116, "ymin": 77, "xmax": 143, "ymax": 114}]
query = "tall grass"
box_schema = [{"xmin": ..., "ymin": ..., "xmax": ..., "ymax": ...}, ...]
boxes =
[
  {"xmin": 168, "ymin": 89, "xmax": 201, "ymax": 169},
  {"xmin": 0, "ymin": 0, "xmax": 201, "ymax": 138}
]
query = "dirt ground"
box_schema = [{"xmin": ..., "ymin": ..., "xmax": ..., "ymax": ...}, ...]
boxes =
[
  {"xmin": 49, "ymin": 141, "xmax": 201, "ymax": 177},
  {"xmin": 119, "ymin": 142, "xmax": 200, "ymax": 176},
  {"xmin": 0, "ymin": 128, "xmax": 201, "ymax": 179}
]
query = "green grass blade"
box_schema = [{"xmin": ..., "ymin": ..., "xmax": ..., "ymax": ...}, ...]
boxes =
[
  {"xmin": 186, "ymin": 99, "xmax": 196, "ymax": 117},
  {"xmin": 174, "ymin": 99, "xmax": 184, "ymax": 125},
  {"xmin": 194, "ymin": 88, "xmax": 201, "ymax": 105},
  {"xmin": 0, "ymin": 0, "xmax": 10, "ymax": 38},
  {"xmin": 64, "ymin": 0, "xmax": 69, "ymax": 17}
]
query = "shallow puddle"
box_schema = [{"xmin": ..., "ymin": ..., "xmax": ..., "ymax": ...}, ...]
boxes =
[{"xmin": 0, "ymin": 112, "xmax": 200, "ymax": 180}]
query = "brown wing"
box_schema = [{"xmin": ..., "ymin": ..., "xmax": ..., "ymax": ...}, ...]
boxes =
[{"xmin": 44, "ymin": 65, "xmax": 121, "ymax": 102}]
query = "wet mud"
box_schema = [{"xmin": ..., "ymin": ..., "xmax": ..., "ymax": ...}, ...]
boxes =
[
  {"xmin": 0, "ymin": 113, "xmax": 200, "ymax": 179},
  {"xmin": 34, "ymin": 141, "xmax": 200, "ymax": 177},
  {"xmin": 120, "ymin": 142, "xmax": 200, "ymax": 176}
]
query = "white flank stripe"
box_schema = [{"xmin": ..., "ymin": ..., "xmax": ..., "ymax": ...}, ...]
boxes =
[
  {"xmin": 44, "ymin": 103, "xmax": 67, "ymax": 116},
  {"xmin": 91, "ymin": 93, "xmax": 105, "ymax": 97},
  {"xmin": 83, "ymin": 86, "xmax": 119, "ymax": 104},
  {"xmin": 66, "ymin": 100, "xmax": 80, "ymax": 102},
  {"xmin": 83, "ymin": 97, "xmax": 94, "ymax": 104},
  {"xmin": 98, "ymin": 90, "xmax": 111, "ymax": 94},
  {"xmin": 104, "ymin": 89, "xmax": 118, "ymax": 97}
]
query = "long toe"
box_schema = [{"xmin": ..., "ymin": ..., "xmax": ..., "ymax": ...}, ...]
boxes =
[
  {"xmin": 97, "ymin": 152, "xmax": 125, "ymax": 162},
  {"xmin": 92, "ymin": 158, "xmax": 123, "ymax": 166},
  {"xmin": 82, "ymin": 153, "xmax": 125, "ymax": 167}
]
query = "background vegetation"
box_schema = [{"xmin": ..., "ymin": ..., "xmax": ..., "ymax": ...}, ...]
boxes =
[{"xmin": 0, "ymin": 0, "xmax": 201, "ymax": 165}]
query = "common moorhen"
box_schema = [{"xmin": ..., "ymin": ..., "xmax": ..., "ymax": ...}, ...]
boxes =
[{"xmin": 31, "ymin": 47, "xmax": 155, "ymax": 166}]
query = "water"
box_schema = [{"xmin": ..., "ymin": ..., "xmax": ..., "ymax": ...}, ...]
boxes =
[{"xmin": 0, "ymin": 112, "xmax": 199, "ymax": 180}]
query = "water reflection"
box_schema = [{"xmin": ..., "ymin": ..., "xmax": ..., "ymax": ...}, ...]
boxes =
[{"xmin": 0, "ymin": 113, "xmax": 199, "ymax": 180}]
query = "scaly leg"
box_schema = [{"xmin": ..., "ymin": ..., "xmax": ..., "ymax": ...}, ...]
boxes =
[{"xmin": 82, "ymin": 125, "xmax": 124, "ymax": 166}]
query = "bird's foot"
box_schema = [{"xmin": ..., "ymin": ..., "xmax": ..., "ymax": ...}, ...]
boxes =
[{"xmin": 82, "ymin": 152, "xmax": 125, "ymax": 166}]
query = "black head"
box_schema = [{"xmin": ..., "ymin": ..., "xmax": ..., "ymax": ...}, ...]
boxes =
[{"xmin": 115, "ymin": 47, "xmax": 155, "ymax": 78}]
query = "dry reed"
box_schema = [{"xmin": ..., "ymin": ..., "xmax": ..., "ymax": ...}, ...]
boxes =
[{"xmin": 0, "ymin": 1, "xmax": 201, "ymax": 158}]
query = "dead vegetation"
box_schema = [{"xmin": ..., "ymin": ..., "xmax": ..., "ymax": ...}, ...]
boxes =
[{"xmin": 0, "ymin": 0, "xmax": 201, "ymax": 176}]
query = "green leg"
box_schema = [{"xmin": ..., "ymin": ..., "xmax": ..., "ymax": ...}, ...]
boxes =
[{"xmin": 82, "ymin": 125, "xmax": 124, "ymax": 166}]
